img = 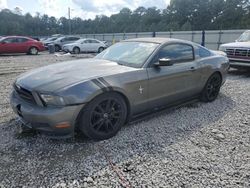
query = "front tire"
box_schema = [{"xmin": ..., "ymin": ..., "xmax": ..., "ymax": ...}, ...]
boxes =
[
  {"xmin": 79, "ymin": 92, "xmax": 127, "ymax": 140},
  {"xmin": 28, "ymin": 47, "xmax": 38, "ymax": 55},
  {"xmin": 201, "ymin": 73, "xmax": 222, "ymax": 102}
]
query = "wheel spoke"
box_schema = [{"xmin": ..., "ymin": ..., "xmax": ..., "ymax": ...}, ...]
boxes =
[
  {"xmin": 112, "ymin": 114, "xmax": 120, "ymax": 119},
  {"xmin": 93, "ymin": 111, "xmax": 102, "ymax": 116},
  {"xmin": 96, "ymin": 105, "xmax": 105, "ymax": 113},
  {"xmin": 105, "ymin": 99, "xmax": 112, "ymax": 111},
  {"xmin": 95, "ymin": 120, "xmax": 104, "ymax": 131},
  {"xmin": 104, "ymin": 121, "xmax": 110, "ymax": 132},
  {"xmin": 107, "ymin": 119, "xmax": 115, "ymax": 130},
  {"xmin": 92, "ymin": 118, "xmax": 103, "ymax": 127}
]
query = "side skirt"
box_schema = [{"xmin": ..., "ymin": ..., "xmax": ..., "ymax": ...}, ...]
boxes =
[{"xmin": 129, "ymin": 95, "xmax": 200, "ymax": 124}]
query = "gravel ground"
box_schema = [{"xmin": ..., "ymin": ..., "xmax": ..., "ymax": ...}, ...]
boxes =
[{"xmin": 0, "ymin": 53, "xmax": 249, "ymax": 188}]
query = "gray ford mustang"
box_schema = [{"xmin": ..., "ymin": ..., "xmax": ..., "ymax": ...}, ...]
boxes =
[{"xmin": 10, "ymin": 38, "xmax": 229, "ymax": 140}]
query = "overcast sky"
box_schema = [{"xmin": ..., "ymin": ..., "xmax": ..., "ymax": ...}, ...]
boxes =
[{"xmin": 0, "ymin": 0, "xmax": 170, "ymax": 19}]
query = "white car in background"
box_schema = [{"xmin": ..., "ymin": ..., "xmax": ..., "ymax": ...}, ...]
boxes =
[
  {"xmin": 219, "ymin": 30, "xmax": 250, "ymax": 69},
  {"xmin": 62, "ymin": 38, "xmax": 107, "ymax": 54}
]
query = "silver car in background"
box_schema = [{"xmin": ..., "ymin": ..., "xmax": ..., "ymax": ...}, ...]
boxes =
[
  {"xmin": 52, "ymin": 36, "xmax": 81, "ymax": 52},
  {"xmin": 62, "ymin": 38, "xmax": 107, "ymax": 54},
  {"xmin": 42, "ymin": 37, "xmax": 59, "ymax": 49},
  {"xmin": 10, "ymin": 38, "xmax": 229, "ymax": 140}
]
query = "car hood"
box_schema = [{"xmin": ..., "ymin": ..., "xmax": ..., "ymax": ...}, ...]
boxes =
[
  {"xmin": 221, "ymin": 42, "xmax": 250, "ymax": 48},
  {"xmin": 16, "ymin": 58, "xmax": 137, "ymax": 92}
]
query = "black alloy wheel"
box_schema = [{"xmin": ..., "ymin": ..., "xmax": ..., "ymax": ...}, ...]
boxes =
[
  {"xmin": 79, "ymin": 92, "xmax": 127, "ymax": 140},
  {"xmin": 201, "ymin": 73, "xmax": 222, "ymax": 102}
]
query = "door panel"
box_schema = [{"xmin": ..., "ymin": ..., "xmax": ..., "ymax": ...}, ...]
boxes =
[
  {"xmin": 118, "ymin": 69, "xmax": 149, "ymax": 115},
  {"xmin": 0, "ymin": 38, "xmax": 17, "ymax": 53},
  {"xmin": 15, "ymin": 38, "xmax": 29, "ymax": 53},
  {"xmin": 110, "ymin": 69, "xmax": 149, "ymax": 115},
  {"xmin": 147, "ymin": 61, "xmax": 201, "ymax": 109},
  {"xmin": 80, "ymin": 40, "xmax": 89, "ymax": 52},
  {"xmin": 0, "ymin": 43, "xmax": 6, "ymax": 53}
]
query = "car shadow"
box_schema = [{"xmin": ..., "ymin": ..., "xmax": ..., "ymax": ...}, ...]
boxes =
[
  {"xmin": 228, "ymin": 68, "xmax": 250, "ymax": 77},
  {"xmin": 0, "ymin": 92, "xmax": 236, "ymax": 184},
  {"xmin": 0, "ymin": 53, "xmax": 44, "ymax": 57}
]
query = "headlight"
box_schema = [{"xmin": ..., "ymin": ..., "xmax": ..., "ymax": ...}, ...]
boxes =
[
  {"xmin": 219, "ymin": 45, "xmax": 226, "ymax": 52},
  {"xmin": 40, "ymin": 94, "xmax": 65, "ymax": 106}
]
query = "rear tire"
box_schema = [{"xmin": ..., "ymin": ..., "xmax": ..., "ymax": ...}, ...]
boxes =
[
  {"xmin": 28, "ymin": 47, "xmax": 38, "ymax": 55},
  {"xmin": 73, "ymin": 47, "xmax": 80, "ymax": 54},
  {"xmin": 200, "ymin": 73, "xmax": 222, "ymax": 102},
  {"xmin": 79, "ymin": 92, "xmax": 127, "ymax": 140}
]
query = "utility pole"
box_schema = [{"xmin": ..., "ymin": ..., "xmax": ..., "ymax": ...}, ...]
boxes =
[{"xmin": 68, "ymin": 7, "xmax": 71, "ymax": 35}]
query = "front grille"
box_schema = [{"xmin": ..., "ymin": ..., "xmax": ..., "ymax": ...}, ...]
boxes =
[
  {"xmin": 226, "ymin": 48, "xmax": 235, "ymax": 56},
  {"xmin": 14, "ymin": 84, "xmax": 36, "ymax": 104},
  {"xmin": 226, "ymin": 48, "xmax": 250, "ymax": 58}
]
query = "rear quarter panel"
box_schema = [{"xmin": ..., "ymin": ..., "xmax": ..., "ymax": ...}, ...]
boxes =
[{"xmin": 198, "ymin": 55, "xmax": 229, "ymax": 87}]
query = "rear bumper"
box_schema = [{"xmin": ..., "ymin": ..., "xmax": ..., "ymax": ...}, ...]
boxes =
[
  {"xmin": 10, "ymin": 91, "xmax": 85, "ymax": 138},
  {"xmin": 39, "ymin": 46, "xmax": 46, "ymax": 52}
]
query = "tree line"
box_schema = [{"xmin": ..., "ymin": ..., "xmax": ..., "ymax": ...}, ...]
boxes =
[{"xmin": 0, "ymin": 0, "xmax": 249, "ymax": 36}]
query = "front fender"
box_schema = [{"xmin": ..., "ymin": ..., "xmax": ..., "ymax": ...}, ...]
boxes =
[{"xmin": 57, "ymin": 79, "xmax": 130, "ymax": 107}]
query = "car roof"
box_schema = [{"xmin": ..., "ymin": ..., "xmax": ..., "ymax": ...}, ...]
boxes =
[
  {"xmin": 7, "ymin": 36, "xmax": 27, "ymax": 38},
  {"xmin": 1, "ymin": 36, "xmax": 33, "ymax": 40},
  {"xmin": 123, "ymin": 37, "xmax": 193, "ymax": 45}
]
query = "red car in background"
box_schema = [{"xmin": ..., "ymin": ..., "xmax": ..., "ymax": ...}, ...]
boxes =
[{"xmin": 0, "ymin": 36, "xmax": 45, "ymax": 55}]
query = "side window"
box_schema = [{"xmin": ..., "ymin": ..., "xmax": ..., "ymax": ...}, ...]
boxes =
[
  {"xmin": 158, "ymin": 44, "xmax": 194, "ymax": 63},
  {"xmin": 67, "ymin": 37, "xmax": 74, "ymax": 41},
  {"xmin": 68, "ymin": 37, "xmax": 79, "ymax": 41},
  {"xmin": 65, "ymin": 37, "xmax": 72, "ymax": 41},
  {"xmin": 16, "ymin": 38, "xmax": 28, "ymax": 43},
  {"xmin": 91, "ymin": 40, "xmax": 99, "ymax": 43},
  {"xmin": 3, "ymin": 38, "xmax": 17, "ymax": 43},
  {"xmin": 72, "ymin": 37, "xmax": 80, "ymax": 41},
  {"xmin": 84, "ymin": 40, "xmax": 91, "ymax": 43},
  {"xmin": 198, "ymin": 46, "xmax": 211, "ymax": 58}
]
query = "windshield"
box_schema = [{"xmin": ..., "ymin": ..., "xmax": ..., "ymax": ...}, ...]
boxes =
[
  {"xmin": 0, "ymin": 37, "xmax": 6, "ymax": 42},
  {"xmin": 55, "ymin": 37, "xmax": 64, "ymax": 41},
  {"xmin": 237, "ymin": 31, "xmax": 250, "ymax": 42},
  {"xmin": 47, "ymin": 37, "xmax": 57, "ymax": 41},
  {"xmin": 95, "ymin": 42, "xmax": 159, "ymax": 68}
]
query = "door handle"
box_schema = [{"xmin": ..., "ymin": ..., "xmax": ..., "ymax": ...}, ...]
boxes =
[{"xmin": 190, "ymin": 67, "xmax": 196, "ymax": 71}]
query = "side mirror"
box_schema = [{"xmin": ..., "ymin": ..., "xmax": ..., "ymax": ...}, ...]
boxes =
[
  {"xmin": 154, "ymin": 58, "xmax": 173, "ymax": 67},
  {"xmin": 1, "ymin": 41, "xmax": 6, "ymax": 44}
]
